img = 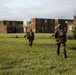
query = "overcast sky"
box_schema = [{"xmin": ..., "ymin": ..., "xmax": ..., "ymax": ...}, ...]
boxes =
[{"xmin": 0, "ymin": 0, "xmax": 76, "ymax": 25}]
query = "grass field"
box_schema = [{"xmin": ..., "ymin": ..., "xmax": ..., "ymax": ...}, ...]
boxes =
[{"xmin": 0, "ymin": 33, "xmax": 76, "ymax": 75}]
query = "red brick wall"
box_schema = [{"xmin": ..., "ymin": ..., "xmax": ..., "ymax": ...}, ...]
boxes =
[{"xmin": 0, "ymin": 21, "xmax": 7, "ymax": 33}]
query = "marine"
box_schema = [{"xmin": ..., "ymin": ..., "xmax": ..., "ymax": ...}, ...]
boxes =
[
  {"xmin": 53, "ymin": 24, "xmax": 67, "ymax": 58},
  {"xmin": 26, "ymin": 29, "xmax": 34, "ymax": 47}
]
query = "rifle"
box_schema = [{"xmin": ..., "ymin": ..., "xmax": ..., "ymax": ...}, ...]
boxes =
[{"xmin": 50, "ymin": 34, "xmax": 54, "ymax": 38}]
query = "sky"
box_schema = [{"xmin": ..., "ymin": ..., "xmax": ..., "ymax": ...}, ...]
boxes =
[{"xmin": 0, "ymin": 0, "xmax": 76, "ymax": 25}]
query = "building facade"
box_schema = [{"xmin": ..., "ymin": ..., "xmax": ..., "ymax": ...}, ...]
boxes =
[
  {"xmin": 73, "ymin": 16, "xmax": 76, "ymax": 25},
  {"xmin": 55, "ymin": 19, "xmax": 73, "ymax": 32},
  {"xmin": 25, "ymin": 18, "xmax": 73, "ymax": 33},
  {"xmin": 25, "ymin": 21, "xmax": 31, "ymax": 32},
  {"xmin": 26, "ymin": 18, "xmax": 55, "ymax": 33},
  {"xmin": 0, "ymin": 20, "xmax": 24, "ymax": 33}
]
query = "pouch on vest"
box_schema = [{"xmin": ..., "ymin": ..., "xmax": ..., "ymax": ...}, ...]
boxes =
[{"xmin": 58, "ymin": 30, "xmax": 64, "ymax": 37}]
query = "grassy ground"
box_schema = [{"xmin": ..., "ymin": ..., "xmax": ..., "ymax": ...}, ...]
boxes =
[{"xmin": 0, "ymin": 33, "xmax": 76, "ymax": 75}]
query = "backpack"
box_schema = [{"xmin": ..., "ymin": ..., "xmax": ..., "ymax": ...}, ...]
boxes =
[{"xmin": 29, "ymin": 32, "xmax": 33, "ymax": 37}]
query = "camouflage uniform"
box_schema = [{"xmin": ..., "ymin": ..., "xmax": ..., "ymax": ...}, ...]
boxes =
[
  {"xmin": 26, "ymin": 29, "xmax": 34, "ymax": 47},
  {"xmin": 54, "ymin": 25, "xmax": 67, "ymax": 58}
]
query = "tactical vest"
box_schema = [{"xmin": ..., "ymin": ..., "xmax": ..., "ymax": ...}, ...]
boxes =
[{"xmin": 54, "ymin": 29, "xmax": 66, "ymax": 43}]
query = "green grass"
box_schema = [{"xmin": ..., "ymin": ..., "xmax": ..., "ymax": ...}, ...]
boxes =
[{"xmin": 0, "ymin": 33, "xmax": 76, "ymax": 75}]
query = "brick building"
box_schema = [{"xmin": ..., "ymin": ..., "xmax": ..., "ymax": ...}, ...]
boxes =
[
  {"xmin": 73, "ymin": 15, "xmax": 76, "ymax": 25},
  {"xmin": 25, "ymin": 18, "xmax": 73, "ymax": 33},
  {"xmin": 25, "ymin": 21, "xmax": 31, "ymax": 32},
  {"xmin": 55, "ymin": 19, "xmax": 73, "ymax": 32},
  {"xmin": 0, "ymin": 20, "xmax": 23, "ymax": 33},
  {"xmin": 66, "ymin": 16, "xmax": 76, "ymax": 33},
  {"xmin": 26, "ymin": 18, "xmax": 55, "ymax": 33}
]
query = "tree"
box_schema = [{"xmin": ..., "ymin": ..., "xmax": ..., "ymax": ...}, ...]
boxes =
[{"xmin": 73, "ymin": 26, "xmax": 76, "ymax": 39}]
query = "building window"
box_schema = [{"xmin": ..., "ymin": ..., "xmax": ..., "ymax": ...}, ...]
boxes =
[
  {"xmin": 7, "ymin": 22, "xmax": 9, "ymax": 25},
  {"xmin": 13, "ymin": 22, "xmax": 15, "ymax": 27},
  {"xmin": 50, "ymin": 26, "xmax": 53, "ymax": 31},
  {"xmin": 45, "ymin": 26, "xmax": 48, "ymax": 31},
  {"xmin": 3, "ymin": 21, "xmax": 9, "ymax": 25},
  {"xmin": 36, "ymin": 25, "xmax": 42, "ymax": 32},
  {"xmin": 50, "ymin": 20, "xmax": 53, "ymax": 23},
  {"xmin": 65, "ymin": 21, "xmax": 68, "ymax": 24},
  {"xmin": 45, "ymin": 20, "xmax": 47, "ymax": 23},
  {"xmin": 38, "ymin": 19, "xmax": 41, "ymax": 23}
]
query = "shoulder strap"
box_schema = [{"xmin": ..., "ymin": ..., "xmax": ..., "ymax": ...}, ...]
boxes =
[{"xmin": 54, "ymin": 30, "xmax": 59, "ymax": 38}]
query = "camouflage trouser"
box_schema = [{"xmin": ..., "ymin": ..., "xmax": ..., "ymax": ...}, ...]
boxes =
[
  {"xmin": 29, "ymin": 40, "xmax": 33, "ymax": 47},
  {"xmin": 57, "ymin": 42, "xmax": 67, "ymax": 58}
]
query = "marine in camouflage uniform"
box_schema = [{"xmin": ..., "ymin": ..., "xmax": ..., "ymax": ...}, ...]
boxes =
[
  {"xmin": 26, "ymin": 29, "xmax": 34, "ymax": 47},
  {"xmin": 54, "ymin": 25, "xmax": 67, "ymax": 58}
]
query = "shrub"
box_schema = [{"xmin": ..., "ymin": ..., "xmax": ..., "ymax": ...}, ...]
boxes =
[
  {"xmin": 73, "ymin": 26, "xmax": 76, "ymax": 39},
  {"xmin": 67, "ymin": 35, "xmax": 74, "ymax": 39}
]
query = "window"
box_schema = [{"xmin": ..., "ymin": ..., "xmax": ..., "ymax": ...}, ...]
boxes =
[
  {"xmin": 5, "ymin": 21, "xmax": 9, "ymax": 25},
  {"xmin": 38, "ymin": 19, "xmax": 41, "ymax": 23},
  {"xmin": 45, "ymin": 19, "xmax": 47, "ymax": 23},
  {"xmin": 50, "ymin": 20, "xmax": 53, "ymax": 23},
  {"xmin": 13, "ymin": 22, "xmax": 15, "ymax": 27}
]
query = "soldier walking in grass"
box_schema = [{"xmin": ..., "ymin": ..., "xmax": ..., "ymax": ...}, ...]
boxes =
[
  {"xmin": 25, "ymin": 29, "xmax": 34, "ymax": 47},
  {"xmin": 53, "ymin": 24, "xmax": 67, "ymax": 58}
]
